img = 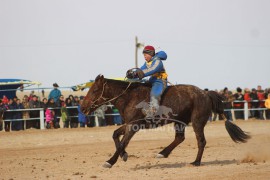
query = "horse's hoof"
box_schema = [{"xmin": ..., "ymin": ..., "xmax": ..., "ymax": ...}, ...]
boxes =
[
  {"xmin": 102, "ymin": 162, "xmax": 112, "ymax": 168},
  {"xmin": 190, "ymin": 161, "xmax": 201, "ymax": 166},
  {"xmin": 122, "ymin": 152, "xmax": 128, "ymax": 162},
  {"xmin": 156, "ymin": 154, "xmax": 165, "ymax": 158}
]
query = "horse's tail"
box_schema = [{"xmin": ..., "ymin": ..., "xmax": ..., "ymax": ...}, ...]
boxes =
[
  {"xmin": 207, "ymin": 91, "xmax": 224, "ymax": 114},
  {"xmin": 207, "ymin": 91, "xmax": 251, "ymax": 143}
]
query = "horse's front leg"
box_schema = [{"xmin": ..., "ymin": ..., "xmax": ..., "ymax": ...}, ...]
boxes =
[
  {"xmin": 104, "ymin": 124, "xmax": 139, "ymax": 168},
  {"xmin": 112, "ymin": 125, "xmax": 128, "ymax": 161},
  {"xmin": 157, "ymin": 123, "xmax": 185, "ymax": 158}
]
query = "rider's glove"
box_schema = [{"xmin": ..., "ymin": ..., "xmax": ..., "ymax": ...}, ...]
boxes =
[
  {"xmin": 126, "ymin": 69, "xmax": 145, "ymax": 80},
  {"xmin": 126, "ymin": 69, "xmax": 136, "ymax": 79},
  {"xmin": 136, "ymin": 69, "xmax": 144, "ymax": 80}
]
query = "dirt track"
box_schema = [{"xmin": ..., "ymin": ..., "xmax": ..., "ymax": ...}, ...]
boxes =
[{"xmin": 1, "ymin": 120, "xmax": 270, "ymax": 180}]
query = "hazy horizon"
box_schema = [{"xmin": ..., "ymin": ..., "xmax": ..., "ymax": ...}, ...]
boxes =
[{"xmin": 1, "ymin": 0, "xmax": 270, "ymax": 91}]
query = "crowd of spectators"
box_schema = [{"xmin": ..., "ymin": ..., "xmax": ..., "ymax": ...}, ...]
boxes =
[
  {"xmin": 1, "ymin": 84, "xmax": 270, "ymax": 132},
  {"xmin": 0, "ymin": 83, "xmax": 122, "ymax": 132},
  {"xmin": 207, "ymin": 85, "xmax": 270, "ymax": 121}
]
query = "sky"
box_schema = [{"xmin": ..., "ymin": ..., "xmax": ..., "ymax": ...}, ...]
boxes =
[{"xmin": 0, "ymin": 0, "xmax": 270, "ymax": 91}]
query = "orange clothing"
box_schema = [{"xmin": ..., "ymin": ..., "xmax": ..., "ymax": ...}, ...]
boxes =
[{"xmin": 265, "ymin": 98, "xmax": 270, "ymax": 109}]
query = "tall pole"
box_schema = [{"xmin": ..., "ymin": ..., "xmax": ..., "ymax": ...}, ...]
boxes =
[
  {"xmin": 135, "ymin": 36, "xmax": 144, "ymax": 68},
  {"xmin": 135, "ymin": 36, "xmax": 138, "ymax": 68}
]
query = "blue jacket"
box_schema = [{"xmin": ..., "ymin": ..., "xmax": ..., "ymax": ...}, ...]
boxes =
[
  {"xmin": 78, "ymin": 105, "xmax": 87, "ymax": 123},
  {"xmin": 140, "ymin": 51, "xmax": 168, "ymax": 83},
  {"xmin": 48, "ymin": 88, "xmax": 62, "ymax": 102}
]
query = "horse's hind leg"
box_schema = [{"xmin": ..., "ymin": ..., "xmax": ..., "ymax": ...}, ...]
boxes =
[
  {"xmin": 157, "ymin": 123, "xmax": 185, "ymax": 158},
  {"xmin": 191, "ymin": 119, "xmax": 207, "ymax": 166},
  {"xmin": 112, "ymin": 125, "xmax": 128, "ymax": 160},
  {"xmin": 104, "ymin": 124, "xmax": 139, "ymax": 168}
]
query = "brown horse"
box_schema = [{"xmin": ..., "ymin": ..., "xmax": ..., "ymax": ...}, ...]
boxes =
[{"xmin": 81, "ymin": 75, "xmax": 250, "ymax": 168}]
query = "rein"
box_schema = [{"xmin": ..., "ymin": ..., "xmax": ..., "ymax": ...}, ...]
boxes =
[{"xmin": 89, "ymin": 80, "xmax": 132, "ymax": 109}]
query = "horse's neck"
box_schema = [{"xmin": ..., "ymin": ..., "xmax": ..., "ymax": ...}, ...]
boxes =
[
  {"xmin": 105, "ymin": 82, "xmax": 127, "ymax": 98},
  {"xmin": 104, "ymin": 82, "xmax": 129, "ymax": 107},
  {"xmin": 104, "ymin": 80, "xmax": 149, "ymax": 113}
]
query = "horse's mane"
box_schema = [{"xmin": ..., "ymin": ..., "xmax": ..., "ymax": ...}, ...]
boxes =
[
  {"xmin": 105, "ymin": 78, "xmax": 152, "ymax": 89},
  {"xmin": 104, "ymin": 78, "xmax": 193, "ymax": 90}
]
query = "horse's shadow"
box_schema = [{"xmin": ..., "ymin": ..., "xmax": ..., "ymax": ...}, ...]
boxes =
[{"xmin": 131, "ymin": 159, "xmax": 237, "ymax": 170}]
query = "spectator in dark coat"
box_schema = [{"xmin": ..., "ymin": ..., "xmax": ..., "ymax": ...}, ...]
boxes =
[
  {"xmin": 47, "ymin": 98, "xmax": 56, "ymax": 108},
  {"xmin": 73, "ymin": 96, "xmax": 80, "ymax": 106},
  {"xmin": 28, "ymin": 95, "xmax": 41, "ymax": 129},
  {"xmin": 233, "ymin": 87, "xmax": 244, "ymax": 119},
  {"xmin": 250, "ymin": 88, "xmax": 259, "ymax": 118},
  {"xmin": 68, "ymin": 95, "xmax": 75, "ymax": 103},
  {"xmin": 257, "ymin": 85, "xmax": 265, "ymax": 120},
  {"xmin": 53, "ymin": 95, "xmax": 64, "ymax": 128},
  {"xmin": 40, "ymin": 98, "xmax": 48, "ymax": 109},
  {"xmin": 70, "ymin": 96, "xmax": 79, "ymax": 128},
  {"xmin": 56, "ymin": 95, "xmax": 64, "ymax": 107},
  {"xmin": 0, "ymin": 99, "xmax": 6, "ymax": 131},
  {"xmin": 4, "ymin": 99, "xmax": 15, "ymax": 132},
  {"xmin": 223, "ymin": 91, "xmax": 234, "ymax": 121},
  {"xmin": 12, "ymin": 99, "xmax": 24, "ymax": 131}
]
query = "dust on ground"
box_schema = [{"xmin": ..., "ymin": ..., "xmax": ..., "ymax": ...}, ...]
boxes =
[{"xmin": 0, "ymin": 120, "xmax": 270, "ymax": 180}]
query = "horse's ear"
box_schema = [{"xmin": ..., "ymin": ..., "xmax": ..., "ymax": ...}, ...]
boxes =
[
  {"xmin": 94, "ymin": 74, "xmax": 105, "ymax": 84},
  {"xmin": 95, "ymin": 74, "xmax": 101, "ymax": 81},
  {"xmin": 95, "ymin": 74, "xmax": 104, "ymax": 81}
]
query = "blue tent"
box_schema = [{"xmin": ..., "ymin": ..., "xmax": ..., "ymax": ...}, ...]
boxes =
[{"xmin": 0, "ymin": 79, "xmax": 41, "ymax": 99}]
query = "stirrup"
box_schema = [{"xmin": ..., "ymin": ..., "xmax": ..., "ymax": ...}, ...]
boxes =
[{"xmin": 144, "ymin": 107, "xmax": 157, "ymax": 119}]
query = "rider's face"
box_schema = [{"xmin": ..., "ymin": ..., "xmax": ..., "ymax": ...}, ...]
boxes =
[{"xmin": 143, "ymin": 53, "xmax": 152, "ymax": 62}]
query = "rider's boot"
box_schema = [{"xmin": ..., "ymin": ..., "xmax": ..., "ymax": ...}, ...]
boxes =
[{"xmin": 145, "ymin": 96, "xmax": 160, "ymax": 120}]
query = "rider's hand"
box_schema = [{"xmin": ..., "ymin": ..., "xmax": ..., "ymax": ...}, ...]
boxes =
[
  {"xmin": 136, "ymin": 69, "xmax": 144, "ymax": 80},
  {"xmin": 126, "ymin": 68, "xmax": 144, "ymax": 79},
  {"xmin": 126, "ymin": 69, "xmax": 135, "ymax": 79}
]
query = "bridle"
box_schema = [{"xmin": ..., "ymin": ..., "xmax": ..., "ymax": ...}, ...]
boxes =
[{"xmin": 84, "ymin": 80, "xmax": 132, "ymax": 109}]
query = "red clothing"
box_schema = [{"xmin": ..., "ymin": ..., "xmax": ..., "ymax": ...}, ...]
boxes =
[
  {"xmin": 233, "ymin": 93, "xmax": 244, "ymax": 108},
  {"xmin": 2, "ymin": 96, "xmax": 9, "ymax": 104},
  {"xmin": 257, "ymin": 92, "xmax": 265, "ymax": 108}
]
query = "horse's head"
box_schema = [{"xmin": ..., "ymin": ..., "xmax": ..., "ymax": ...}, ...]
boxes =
[{"xmin": 81, "ymin": 74, "xmax": 107, "ymax": 115}]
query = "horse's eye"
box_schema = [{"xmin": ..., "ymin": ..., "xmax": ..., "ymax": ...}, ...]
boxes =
[{"xmin": 93, "ymin": 87, "xmax": 99, "ymax": 93}]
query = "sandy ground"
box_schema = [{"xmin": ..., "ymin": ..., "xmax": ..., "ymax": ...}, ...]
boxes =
[{"xmin": 1, "ymin": 120, "xmax": 270, "ymax": 180}]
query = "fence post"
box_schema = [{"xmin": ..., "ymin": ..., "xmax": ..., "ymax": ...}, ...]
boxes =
[
  {"xmin": 231, "ymin": 109, "xmax": 235, "ymax": 121},
  {"xmin": 95, "ymin": 115, "xmax": 99, "ymax": 127},
  {"xmin": 244, "ymin": 101, "xmax": 248, "ymax": 120},
  {"xmin": 40, "ymin": 109, "xmax": 45, "ymax": 130}
]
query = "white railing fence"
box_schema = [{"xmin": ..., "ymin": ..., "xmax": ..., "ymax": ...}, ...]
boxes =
[
  {"xmin": 0, "ymin": 100, "xmax": 269, "ymax": 131},
  {"xmin": 0, "ymin": 106, "xmax": 121, "ymax": 131}
]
